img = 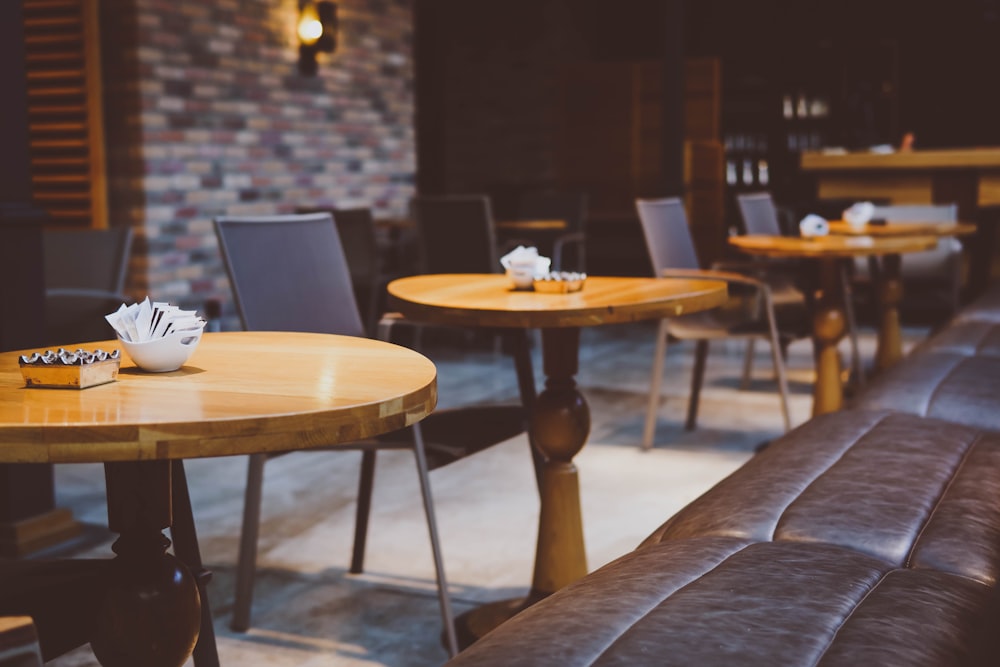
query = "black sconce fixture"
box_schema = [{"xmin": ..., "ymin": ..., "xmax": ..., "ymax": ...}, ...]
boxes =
[{"xmin": 298, "ymin": 0, "xmax": 337, "ymax": 76}]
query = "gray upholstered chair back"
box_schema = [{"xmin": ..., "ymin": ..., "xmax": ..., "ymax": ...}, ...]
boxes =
[
  {"xmin": 214, "ymin": 213, "xmax": 365, "ymax": 337},
  {"xmin": 636, "ymin": 198, "xmax": 701, "ymax": 273},
  {"xmin": 411, "ymin": 195, "xmax": 499, "ymax": 274},
  {"xmin": 43, "ymin": 226, "xmax": 133, "ymax": 292},
  {"xmin": 737, "ymin": 192, "xmax": 784, "ymax": 236}
]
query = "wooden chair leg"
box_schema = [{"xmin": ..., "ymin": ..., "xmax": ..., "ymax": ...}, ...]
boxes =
[
  {"xmin": 350, "ymin": 449, "xmax": 377, "ymax": 574},
  {"xmin": 231, "ymin": 453, "xmax": 266, "ymax": 633},
  {"xmin": 170, "ymin": 460, "xmax": 220, "ymax": 667},
  {"xmin": 642, "ymin": 320, "xmax": 670, "ymax": 450},
  {"xmin": 410, "ymin": 424, "xmax": 458, "ymax": 657},
  {"xmin": 685, "ymin": 340, "xmax": 710, "ymax": 431}
]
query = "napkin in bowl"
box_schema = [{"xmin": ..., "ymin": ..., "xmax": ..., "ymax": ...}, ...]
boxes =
[
  {"xmin": 500, "ymin": 245, "xmax": 551, "ymax": 289},
  {"xmin": 799, "ymin": 214, "xmax": 830, "ymax": 238},
  {"xmin": 105, "ymin": 297, "xmax": 205, "ymax": 343},
  {"xmin": 843, "ymin": 201, "xmax": 875, "ymax": 229}
]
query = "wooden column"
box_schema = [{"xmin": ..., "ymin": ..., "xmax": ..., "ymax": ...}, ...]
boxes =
[{"xmin": 0, "ymin": 0, "xmax": 80, "ymax": 557}]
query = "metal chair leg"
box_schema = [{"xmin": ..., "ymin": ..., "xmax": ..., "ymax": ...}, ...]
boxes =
[
  {"xmin": 231, "ymin": 453, "xmax": 267, "ymax": 633},
  {"xmin": 685, "ymin": 340, "xmax": 710, "ymax": 431},
  {"xmin": 764, "ymin": 307, "xmax": 792, "ymax": 432},
  {"xmin": 740, "ymin": 338, "xmax": 756, "ymax": 390},
  {"xmin": 350, "ymin": 449, "xmax": 377, "ymax": 574},
  {"xmin": 170, "ymin": 460, "xmax": 220, "ymax": 667},
  {"xmin": 840, "ymin": 261, "xmax": 865, "ymax": 388},
  {"xmin": 642, "ymin": 319, "xmax": 670, "ymax": 450},
  {"xmin": 410, "ymin": 423, "xmax": 458, "ymax": 657}
]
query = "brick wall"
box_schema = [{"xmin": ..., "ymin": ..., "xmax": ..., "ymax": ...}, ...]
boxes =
[{"xmin": 101, "ymin": 0, "xmax": 414, "ymax": 321}]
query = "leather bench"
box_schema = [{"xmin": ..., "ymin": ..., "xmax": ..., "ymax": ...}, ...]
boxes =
[
  {"xmin": 445, "ymin": 410, "xmax": 1000, "ymax": 666},
  {"xmin": 444, "ymin": 285, "xmax": 1000, "ymax": 666},
  {"xmin": 851, "ymin": 287, "xmax": 1000, "ymax": 433}
]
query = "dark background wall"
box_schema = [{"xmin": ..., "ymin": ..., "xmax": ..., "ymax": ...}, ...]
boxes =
[{"xmin": 419, "ymin": 0, "xmax": 1000, "ymax": 197}]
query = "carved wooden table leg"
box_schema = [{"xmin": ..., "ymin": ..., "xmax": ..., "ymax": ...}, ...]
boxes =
[
  {"xmin": 529, "ymin": 327, "xmax": 589, "ymax": 593},
  {"xmin": 91, "ymin": 461, "xmax": 201, "ymax": 667},
  {"xmin": 454, "ymin": 327, "xmax": 590, "ymax": 649},
  {"xmin": 874, "ymin": 253, "xmax": 904, "ymax": 372},
  {"xmin": 812, "ymin": 258, "xmax": 848, "ymax": 416}
]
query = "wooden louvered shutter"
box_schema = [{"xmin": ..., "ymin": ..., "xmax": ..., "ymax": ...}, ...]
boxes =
[{"xmin": 22, "ymin": 0, "xmax": 107, "ymax": 229}]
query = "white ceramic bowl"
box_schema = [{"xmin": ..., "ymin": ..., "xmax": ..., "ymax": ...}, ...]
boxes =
[{"xmin": 118, "ymin": 326, "xmax": 204, "ymax": 372}]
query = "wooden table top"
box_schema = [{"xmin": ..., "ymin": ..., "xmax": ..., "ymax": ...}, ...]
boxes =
[
  {"xmin": 827, "ymin": 221, "xmax": 978, "ymax": 237},
  {"xmin": 495, "ymin": 219, "xmax": 568, "ymax": 232},
  {"xmin": 387, "ymin": 274, "xmax": 728, "ymax": 329},
  {"xmin": 729, "ymin": 234, "xmax": 940, "ymax": 259},
  {"xmin": 0, "ymin": 332, "xmax": 437, "ymax": 464}
]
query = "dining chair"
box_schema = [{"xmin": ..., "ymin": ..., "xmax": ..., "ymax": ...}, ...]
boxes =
[
  {"xmin": 737, "ymin": 191, "xmax": 864, "ymax": 385},
  {"xmin": 214, "ymin": 212, "xmax": 462, "ymax": 653},
  {"xmin": 214, "ymin": 213, "xmax": 534, "ymax": 656},
  {"xmin": 408, "ymin": 194, "xmax": 504, "ymax": 351},
  {"xmin": 295, "ymin": 206, "xmax": 398, "ymax": 336},
  {"xmin": 514, "ymin": 190, "xmax": 589, "ymax": 272},
  {"xmin": 41, "ymin": 226, "xmax": 134, "ymax": 346},
  {"xmin": 636, "ymin": 198, "xmax": 791, "ymax": 450}
]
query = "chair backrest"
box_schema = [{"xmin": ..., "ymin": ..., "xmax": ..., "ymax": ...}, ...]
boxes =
[
  {"xmin": 736, "ymin": 192, "xmax": 783, "ymax": 236},
  {"xmin": 870, "ymin": 204, "xmax": 958, "ymax": 223},
  {"xmin": 213, "ymin": 213, "xmax": 365, "ymax": 337},
  {"xmin": 515, "ymin": 190, "xmax": 589, "ymax": 233},
  {"xmin": 43, "ymin": 226, "xmax": 133, "ymax": 292},
  {"xmin": 635, "ymin": 198, "xmax": 701, "ymax": 273},
  {"xmin": 296, "ymin": 206, "xmax": 379, "ymax": 286},
  {"xmin": 411, "ymin": 195, "xmax": 499, "ymax": 274}
]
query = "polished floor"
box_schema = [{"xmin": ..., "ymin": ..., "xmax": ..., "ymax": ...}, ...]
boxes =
[{"xmin": 48, "ymin": 320, "xmax": 928, "ymax": 666}]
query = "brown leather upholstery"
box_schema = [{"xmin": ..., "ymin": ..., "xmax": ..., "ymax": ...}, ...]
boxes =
[
  {"xmin": 448, "ymin": 538, "xmax": 999, "ymax": 666},
  {"xmin": 644, "ymin": 411, "xmax": 1000, "ymax": 585}
]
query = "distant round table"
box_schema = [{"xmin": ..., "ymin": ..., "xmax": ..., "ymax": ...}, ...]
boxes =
[
  {"xmin": 730, "ymin": 235, "xmax": 939, "ymax": 415},
  {"xmin": 0, "ymin": 332, "xmax": 437, "ymax": 667},
  {"xmin": 387, "ymin": 273, "xmax": 727, "ymax": 647}
]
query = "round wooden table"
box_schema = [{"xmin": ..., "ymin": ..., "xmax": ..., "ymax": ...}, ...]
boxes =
[
  {"xmin": 729, "ymin": 235, "xmax": 939, "ymax": 415},
  {"xmin": 828, "ymin": 221, "xmax": 977, "ymax": 370},
  {"xmin": 387, "ymin": 273, "xmax": 727, "ymax": 646},
  {"xmin": 0, "ymin": 331, "xmax": 437, "ymax": 667}
]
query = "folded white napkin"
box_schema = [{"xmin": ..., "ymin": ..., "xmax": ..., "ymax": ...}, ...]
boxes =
[{"xmin": 843, "ymin": 201, "xmax": 875, "ymax": 228}]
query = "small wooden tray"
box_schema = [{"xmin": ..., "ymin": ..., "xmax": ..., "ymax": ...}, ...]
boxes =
[
  {"xmin": 533, "ymin": 276, "xmax": 586, "ymax": 293},
  {"xmin": 19, "ymin": 356, "xmax": 120, "ymax": 389}
]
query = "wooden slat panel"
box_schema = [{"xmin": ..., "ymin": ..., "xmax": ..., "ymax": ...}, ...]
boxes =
[{"xmin": 22, "ymin": 0, "xmax": 106, "ymax": 229}]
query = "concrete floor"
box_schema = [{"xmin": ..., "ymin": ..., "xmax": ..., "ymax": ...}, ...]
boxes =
[{"xmin": 47, "ymin": 320, "xmax": 928, "ymax": 667}]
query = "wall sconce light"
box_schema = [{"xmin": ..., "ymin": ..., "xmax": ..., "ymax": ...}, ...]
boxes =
[{"xmin": 298, "ymin": 0, "xmax": 337, "ymax": 76}]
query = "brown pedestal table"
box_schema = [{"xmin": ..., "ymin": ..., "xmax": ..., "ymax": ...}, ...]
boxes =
[
  {"xmin": 827, "ymin": 221, "xmax": 977, "ymax": 371},
  {"xmin": 729, "ymin": 235, "xmax": 938, "ymax": 416},
  {"xmin": 0, "ymin": 331, "xmax": 437, "ymax": 667},
  {"xmin": 386, "ymin": 273, "xmax": 727, "ymax": 647}
]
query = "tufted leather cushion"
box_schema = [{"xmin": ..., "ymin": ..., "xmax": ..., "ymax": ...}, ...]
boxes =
[
  {"xmin": 445, "ymin": 538, "xmax": 1000, "ymax": 667},
  {"xmin": 856, "ymin": 352, "xmax": 1000, "ymax": 432},
  {"xmin": 643, "ymin": 410, "xmax": 1000, "ymax": 585}
]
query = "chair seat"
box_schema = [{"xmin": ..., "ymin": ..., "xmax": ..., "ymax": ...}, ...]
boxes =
[{"xmin": 397, "ymin": 404, "xmax": 527, "ymax": 471}]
